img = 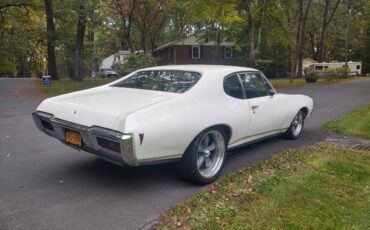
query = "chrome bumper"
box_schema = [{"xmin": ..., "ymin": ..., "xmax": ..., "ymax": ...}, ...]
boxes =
[{"xmin": 32, "ymin": 111, "xmax": 138, "ymax": 166}]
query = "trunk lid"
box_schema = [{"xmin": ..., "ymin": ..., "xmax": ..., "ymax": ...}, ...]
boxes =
[{"xmin": 37, "ymin": 86, "xmax": 176, "ymax": 128}]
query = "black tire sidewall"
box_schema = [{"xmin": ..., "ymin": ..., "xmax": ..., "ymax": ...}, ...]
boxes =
[
  {"xmin": 285, "ymin": 111, "xmax": 304, "ymax": 139},
  {"xmin": 177, "ymin": 128, "xmax": 227, "ymax": 185}
]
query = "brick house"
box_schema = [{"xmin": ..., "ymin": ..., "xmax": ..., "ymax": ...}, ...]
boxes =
[{"xmin": 152, "ymin": 34, "xmax": 245, "ymax": 66}]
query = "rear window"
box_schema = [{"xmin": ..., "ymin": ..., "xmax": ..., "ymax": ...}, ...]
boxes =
[{"xmin": 112, "ymin": 70, "xmax": 201, "ymax": 93}]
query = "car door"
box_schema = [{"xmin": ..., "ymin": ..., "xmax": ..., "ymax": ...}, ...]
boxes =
[
  {"xmin": 239, "ymin": 72, "xmax": 288, "ymax": 139},
  {"xmin": 223, "ymin": 74, "xmax": 252, "ymax": 146}
]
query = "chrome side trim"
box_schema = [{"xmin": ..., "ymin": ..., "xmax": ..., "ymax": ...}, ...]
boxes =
[
  {"xmin": 228, "ymin": 131, "xmax": 284, "ymax": 151},
  {"xmin": 136, "ymin": 154, "xmax": 183, "ymax": 165},
  {"xmin": 32, "ymin": 111, "xmax": 138, "ymax": 166}
]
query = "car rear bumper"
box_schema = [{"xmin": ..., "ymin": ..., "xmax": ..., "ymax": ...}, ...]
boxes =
[{"xmin": 32, "ymin": 111, "xmax": 138, "ymax": 166}]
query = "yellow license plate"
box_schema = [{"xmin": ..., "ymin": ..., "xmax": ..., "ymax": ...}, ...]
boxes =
[{"xmin": 65, "ymin": 131, "xmax": 82, "ymax": 146}]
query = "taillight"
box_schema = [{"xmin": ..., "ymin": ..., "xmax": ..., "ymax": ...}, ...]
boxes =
[
  {"xmin": 96, "ymin": 137, "xmax": 121, "ymax": 153},
  {"xmin": 41, "ymin": 120, "xmax": 54, "ymax": 131}
]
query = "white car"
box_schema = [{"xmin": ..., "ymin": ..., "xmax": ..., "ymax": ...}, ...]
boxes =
[{"xmin": 33, "ymin": 65, "xmax": 313, "ymax": 184}]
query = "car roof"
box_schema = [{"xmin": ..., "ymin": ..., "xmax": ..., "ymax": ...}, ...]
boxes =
[{"xmin": 140, "ymin": 65, "xmax": 259, "ymax": 74}]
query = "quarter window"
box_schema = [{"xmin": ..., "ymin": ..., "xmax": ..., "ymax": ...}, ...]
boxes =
[
  {"xmin": 223, "ymin": 75, "xmax": 244, "ymax": 99},
  {"xmin": 192, "ymin": 46, "xmax": 200, "ymax": 59},
  {"xmin": 239, "ymin": 72, "xmax": 268, "ymax": 99}
]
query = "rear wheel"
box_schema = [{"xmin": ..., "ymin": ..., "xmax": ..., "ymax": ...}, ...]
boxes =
[
  {"xmin": 284, "ymin": 110, "xmax": 305, "ymax": 139},
  {"xmin": 177, "ymin": 128, "xmax": 227, "ymax": 185}
]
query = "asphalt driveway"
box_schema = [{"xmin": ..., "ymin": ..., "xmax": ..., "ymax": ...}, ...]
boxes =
[{"xmin": 1, "ymin": 78, "xmax": 369, "ymax": 230}]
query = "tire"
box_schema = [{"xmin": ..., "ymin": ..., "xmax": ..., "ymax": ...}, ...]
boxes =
[
  {"xmin": 284, "ymin": 110, "xmax": 305, "ymax": 139},
  {"xmin": 177, "ymin": 128, "xmax": 227, "ymax": 185}
]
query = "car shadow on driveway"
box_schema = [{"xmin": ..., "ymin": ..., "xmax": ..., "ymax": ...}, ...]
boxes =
[{"xmin": 52, "ymin": 128, "xmax": 322, "ymax": 190}]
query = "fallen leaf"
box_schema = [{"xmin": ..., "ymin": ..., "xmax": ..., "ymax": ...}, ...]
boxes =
[
  {"xmin": 209, "ymin": 185, "xmax": 218, "ymax": 195},
  {"xmin": 247, "ymin": 175, "xmax": 253, "ymax": 185},
  {"xmin": 232, "ymin": 190, "xmax": 242, "ymax": 197},
  {"xmin": 59, "ymin": 180, "xmax": 64, "ymax": 184},
  {"xmin": 6, "ymin": 135, "xmax": 10, "ymax": 138},
  {"xmin": 6, "ymin": 154, "xmax": 11, "ymax": 158}
]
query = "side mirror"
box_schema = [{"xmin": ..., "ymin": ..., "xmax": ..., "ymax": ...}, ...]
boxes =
[{"xmin": 268, "ymin": 89, "xmax": 275, "ymax": 96}]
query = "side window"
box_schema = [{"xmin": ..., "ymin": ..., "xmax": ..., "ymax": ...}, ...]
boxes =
[
  {"xmin": 239, "ymin": 72, "xmax": 268, "ymax": 99},
  {"xmin": 223, "ymin": 75, "xmax": 244, "ymax": 99}
]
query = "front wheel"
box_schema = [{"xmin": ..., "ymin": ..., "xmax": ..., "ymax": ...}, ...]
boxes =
[
  {"xmin": 284, "ymin": 110, "xmax": 305, "ymax": 139},
  {"xmin": 177, "ymin": 128, "xmax": 227, "ymax": 185}
]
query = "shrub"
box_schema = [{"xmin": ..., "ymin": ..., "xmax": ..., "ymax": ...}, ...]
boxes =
[
  {"xmin": 113, "ymin": 54, "xmax": 156, "ymax": 75},
  {"xmin": 321, "ymin": 67, "xmax": 349, "ymax": 80},
  {"xmin": 95, "ymin": 72, "xmax": 105, "ymax": 78},
  {"xmin": 306, "ymin": 66, "xmax": 350, "ymax": 82},
  {"xmin": 305, "ymin": 69, "xmax": 319, "ymax": 83},
  {"xmin": 305, "ymin": 74, "xmax": 318, "ymax": 83}
]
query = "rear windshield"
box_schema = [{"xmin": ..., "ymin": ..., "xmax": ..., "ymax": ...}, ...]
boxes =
[{"xmin": 112, "ymin": 70, "xmax": 201, "ymax": 93}]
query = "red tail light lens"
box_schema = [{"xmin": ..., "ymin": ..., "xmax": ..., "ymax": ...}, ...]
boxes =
[{"xmin": 96, "ymin": 137, "xmax": 121, "ymax": 153}]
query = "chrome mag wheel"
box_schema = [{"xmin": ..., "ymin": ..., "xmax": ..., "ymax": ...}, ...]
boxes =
[
  {"xmin": 292, "ymin": 112, "xmax": 303, "ymax": 136},
  {"xmin": 196, "ymin": 130, "xmax": 225, "ymax": 178}
]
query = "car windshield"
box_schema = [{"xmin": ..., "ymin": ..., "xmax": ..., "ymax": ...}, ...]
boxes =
[{"xmin": 112, "ymin": 70, "xmax": 201, "ymax": 93}]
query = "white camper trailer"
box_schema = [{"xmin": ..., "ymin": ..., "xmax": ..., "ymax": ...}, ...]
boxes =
[{"xmin": 309, "ymin": 61, "xmax": 362, "ymax": 76}]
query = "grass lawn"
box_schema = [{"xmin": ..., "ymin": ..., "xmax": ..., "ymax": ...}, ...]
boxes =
[
  {"xmin": 269, "ymin": 77, "xmax": 358, "ymax": 89},
  {"xmin": 37, "ymin": 78, "xmax": 116, "ymax": 97},
  {"xmin": 157, "ymin": 143, "xmax": 370, "ymax": 229},
  {"xmin": 323, "ymin": 105, "xmax": 370, "ymax": 139}
]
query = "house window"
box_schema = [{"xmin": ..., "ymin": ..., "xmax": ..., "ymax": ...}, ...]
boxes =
[
  {"xmin": 224, "ymin": 47, "xmax": 232, "ymax": 59},
  {"xmin": 192, "ymin": 46, "xmax": 200, "ymax": 59},
  {"xmin": 356, "ymin": 65, "xmax": 361, "ymax": 69}
]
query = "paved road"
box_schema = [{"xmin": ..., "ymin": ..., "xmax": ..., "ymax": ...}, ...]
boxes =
[{"xmin": 1, "ymin": 78, "xmax": 369, "ymax": 230}]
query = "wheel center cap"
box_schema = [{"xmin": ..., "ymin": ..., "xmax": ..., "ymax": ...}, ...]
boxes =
[{"xmin": 204, "ymin": 150, "xmax": 211, "ymax": 157}]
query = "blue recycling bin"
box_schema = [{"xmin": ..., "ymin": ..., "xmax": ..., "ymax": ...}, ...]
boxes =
[{"xmin": 42, "ymin": 75, "xmax": 51, "ymax": 87}]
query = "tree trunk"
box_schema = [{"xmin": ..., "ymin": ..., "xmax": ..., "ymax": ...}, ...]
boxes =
[
  {"xmin": 317, "ymin": 0, "xmax": 341, "ymax": 62},
  {"xmin": 73, "ymin": 1, "xmax": 86, "ymax": 81},
  {"xmin": 255, "ymin": 0, "xmax": 266, "ymax": 55},
  {"xmin": 246, "ymin": 1, "xmax": 255, "ymax": 67},
  {"xmin": 292, "ymin": 0, "xmax": 312, "ymax": 78},
  {"xmin": 44, "ymin": 0, "xmax": 58, "ymax": 80}
]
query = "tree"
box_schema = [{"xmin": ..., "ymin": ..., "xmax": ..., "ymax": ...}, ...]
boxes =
[
  {"xmin": 73, "ymin": 1, "xmax": 87, "ymax": 81},
  {"xmin": 0, "ymin": 1, "xmax": 45, "ymax": 78},
  {"xmin": 292, "ymin": 0, "xmax": 312, "ymax": 78},
  {"xmin": 108, "ymin": 0, "xmax": 136, "ymax": 52},
  {"xmin": 134, "ymin": 0, "xmax": 169, "ymax": 53},
  {"xmin": 317, "ymin": 0, "xmax": 341, "ymax": 62},
  {"xmin": 44, "ymin": 0, "xmax": 58, "ymax": 80}
]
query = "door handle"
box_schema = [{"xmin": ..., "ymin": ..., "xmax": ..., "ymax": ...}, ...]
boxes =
[{"xmin": 251, "ymin": 105, "xmax": 259, "ymax": 113}]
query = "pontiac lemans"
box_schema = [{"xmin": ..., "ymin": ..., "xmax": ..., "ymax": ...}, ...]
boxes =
[{"xmin": 33, "ymin": 65, "xmax": 313, "ymax": 184}]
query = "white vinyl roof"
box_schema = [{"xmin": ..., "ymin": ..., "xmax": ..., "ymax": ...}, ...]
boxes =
[{"xmin": 140, "ymin": 65, "xmax": 258, "ymax": 74}]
